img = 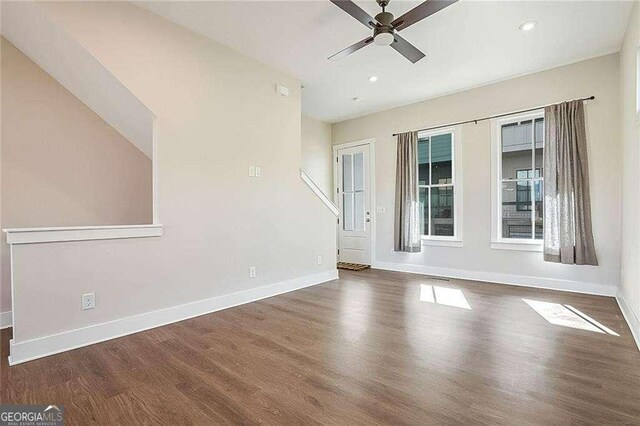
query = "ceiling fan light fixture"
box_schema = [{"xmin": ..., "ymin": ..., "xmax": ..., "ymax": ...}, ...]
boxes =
[{"xmin": 374, "ymin": 32, "xmax": 394, "ymax": 46}]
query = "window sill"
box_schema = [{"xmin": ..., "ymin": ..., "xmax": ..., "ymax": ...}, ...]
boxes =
[
  {"xmin": 3, "ymin": 224, "xmax": 163, "ymax": 245},
  {"xmin": 491, "ymin": 240, "xmax": 542, "ymax": 252},
  {"xmin": 422, "ymin": 238, "xmax": 463, "ymax": 248}
]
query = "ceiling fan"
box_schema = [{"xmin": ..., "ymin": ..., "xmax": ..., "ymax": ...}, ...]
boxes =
[{"xmin": 328, "ymin": 0, "xmax": 458, "ymax": 63}]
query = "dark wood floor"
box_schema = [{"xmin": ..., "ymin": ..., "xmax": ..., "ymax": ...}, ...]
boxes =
[{"xmin": 2, "ymin": 269, "xmax": 640, "ymax": 425}]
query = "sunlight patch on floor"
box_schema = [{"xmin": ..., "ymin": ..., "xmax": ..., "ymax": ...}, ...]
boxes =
[
  {"xmin": 420, "ymin": 285, "xmax": 471, "ymax": 310},
  {"xmin": 523, "ymin": 299, "xmax": 619, "ymax": 336}
]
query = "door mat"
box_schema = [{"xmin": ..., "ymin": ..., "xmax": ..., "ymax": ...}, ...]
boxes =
[{"xmin": 337, "ymin": 262, "xmax": 371, "ymax": 271}]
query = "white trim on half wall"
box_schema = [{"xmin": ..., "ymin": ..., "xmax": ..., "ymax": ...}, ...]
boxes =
[
  {"xmin": 3, "ymin": 224, "xmax": 163, "ymax": 245},
  {"xmin": 8, "ymin": 269, "xmax": 338, "ymax": 365}
]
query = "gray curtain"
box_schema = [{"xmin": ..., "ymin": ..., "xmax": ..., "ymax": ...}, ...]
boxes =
[
  {"xmin": 394, "ymin": 131, "xmax": 421, "ymax": 252},
  {"xmin": 544, "ymin": 100, "xmax": 598, "ymax": 265}
]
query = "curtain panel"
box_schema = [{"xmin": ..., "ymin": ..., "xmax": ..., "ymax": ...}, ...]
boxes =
[
  {"xmin": 394, "ymin": 131, "xmax": 421, "ymax": 253},
  {"xmin": 543, "ymin": 100, "xmax": 598, "ymax": 265}
]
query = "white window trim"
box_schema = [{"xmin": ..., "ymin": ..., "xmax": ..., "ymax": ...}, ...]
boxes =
[
  {"xmin": 490, "ymin": 110, "xmax": 544, "ymax": 252},
  {"xmin": 417, "ymin": 126, "xmax": 463, "ymax": 247},
  {"xmin": 636, "ymin": 47, "xmax": 640, "ymax": 125}
]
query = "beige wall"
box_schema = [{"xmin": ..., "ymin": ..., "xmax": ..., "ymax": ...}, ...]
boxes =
[
  {"xmin": 620, "ymin": 3, "xmax": 640, "ymax": 330},
  {"xmin": 1, "ymin": 37, "xmax": 152, "ymax": 313},
  {"xmin": 8, "ymin": 2, "xmax": 336, "ymax": 342},
  {"xmin": 301, "ymin": 114, "xmax": 333, "ymax": 196},
  {"xmin": 333, "ymin": 54, "xmax": 621, "ymax": 294}
]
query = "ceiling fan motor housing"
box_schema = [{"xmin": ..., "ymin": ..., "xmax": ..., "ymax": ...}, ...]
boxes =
[
  {"xmin": 375, "ymin": 11, "xmax": 394, "ymax": 27},
  {"xmin": 373, "ymin": 11, "xmax": 395, "ymax": 45}
]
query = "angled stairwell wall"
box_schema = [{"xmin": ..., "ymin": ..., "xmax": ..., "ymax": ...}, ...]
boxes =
[
  {"xmin": 0, "ymin": 37, "xmax": 153, "ymax": 316},
  {"xmin": 1, "ymin": 0, "xmax": 155, "ymax": 158}
]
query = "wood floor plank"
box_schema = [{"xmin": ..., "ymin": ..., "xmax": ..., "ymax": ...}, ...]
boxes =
[{"xmin": 2, "ymin": 269, "xmax": 640, "ymax": 424}]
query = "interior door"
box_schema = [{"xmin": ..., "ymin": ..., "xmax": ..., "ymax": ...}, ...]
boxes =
[{"xmin": 336, "ymin": 144, "xmax": 371, "ymax": 265}]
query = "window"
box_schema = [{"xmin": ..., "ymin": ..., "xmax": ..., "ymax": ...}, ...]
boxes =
[
  {"xmin": 515, "ymin": 169, "xmax": 542, "ymax": 211},
  {"xmin": 491, "ymin": 112, "xmax": 544, "ymax": 249},
  {"xmin": 417, "ymin": 129, "xmax": 462, "ymax": 245}
]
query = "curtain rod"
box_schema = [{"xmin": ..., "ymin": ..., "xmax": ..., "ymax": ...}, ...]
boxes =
[{"xmin": 391, "ymin": 96, "xmax": 595, "ymax": 137}]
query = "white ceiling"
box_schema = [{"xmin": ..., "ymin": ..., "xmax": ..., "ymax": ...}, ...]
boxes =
[{"xmin": 137, "ymin": 1, "xmax": 633, "ymax": 123}]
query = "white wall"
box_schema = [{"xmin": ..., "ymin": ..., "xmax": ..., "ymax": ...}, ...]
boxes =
[
  {"xmin": 332, "ymin": 54, "xmax": 621, "ymax": 295},
  {"xmin": 0, "ymin": 37, "xmax": 153, "ymax": 314},
  {"xmin": 619, "ymin": 2, "xmax": 640, "ymax": 341},
  {"xmin": 301, "ymin": 114, "xmax": 333, "ymax": 196},
  {"xmin": 7, "ymin": 2, "xmax": 336, "ymax": 346}
]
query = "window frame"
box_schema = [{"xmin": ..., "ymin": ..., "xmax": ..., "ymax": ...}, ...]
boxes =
[
  {"xmin": 490, "ymin": 110, "xmax": 544, "ymax": 252},
  {"xmin": 416, "ymin": 127, "xmax": 463, "ymax": 247},
  {"xmin": 636, "ymin": 47, "xmax": 640, "ymax": 123}
]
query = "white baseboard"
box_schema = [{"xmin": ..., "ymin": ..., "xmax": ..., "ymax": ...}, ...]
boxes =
[
  {"xmin": 372, "ymin": 261, "xmax": 617, "ymax": 297},
  {"xmin": 616, "ymin": 291, "xmax": 640, "ymax": 352},
  {"xmin": 9, "ymin": 269, "xmax": 338, "ymax": 365},
  {"xmin": 0, "ymin": 311, "xmax": 12, "ymax": 330}
]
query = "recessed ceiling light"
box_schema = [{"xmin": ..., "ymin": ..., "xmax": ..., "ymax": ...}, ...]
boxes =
[
  {"xmin": 352, "ymin": 97, "xmax": 360, "ymax": 102},
  {"xmin": 519, "ymin": 20, "xmax": 537, "ymax": 32},
  {"xmin": 368, "ymin": 76, "xmax": 378, "ymax": 82}
]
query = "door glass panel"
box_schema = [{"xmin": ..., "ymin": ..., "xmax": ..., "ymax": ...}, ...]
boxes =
[
  {"xmin": 431, "ymin": 187, "xmax": 454, "ymax": 236},
  {"xmin": 430, "ymin": 134, "xmax": 452, "ymax": 185},
  {"xmin": 354, "ymin": 152, "xmax": 364, "ymax": 191},
  {"xmin": 342, "ymin": 154, "xmax": 353, "ymax": 193},
  {"xmin": 354, "ymin": 191, "xmax": 365, "ymax": 230},
  {"xmin": 501, "ymin": 181, "xmax": 532, "ymax": 238},
  {"xmin": 343, "ymin": 193, "xmax": 354, "ymax": 231}
]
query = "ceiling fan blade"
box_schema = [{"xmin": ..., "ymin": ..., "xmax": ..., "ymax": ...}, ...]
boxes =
[
  {"xmin": 329, "ymin": 0, "xmax": 377, "ymax": 29},
  {"xmin": 328, "ymin": 37, "xmax": 374, "ymax": 61},
  {"xmin": 391, "ymin": 0, "xmax": 458, "ymax": 32},
  {"xmin": 390, "ymin": 34, "xmax": 426, "ymax": 63}
]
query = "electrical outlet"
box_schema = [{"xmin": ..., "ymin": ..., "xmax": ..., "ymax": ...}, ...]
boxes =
[
  {"xmin": 249, "ymin": 266, "xmax": 256, "ymax": 278},
  {"xmin": 248, "ymin": 166, "xmax": 256, "ymax": 177},
  {"xmin": 81, "ymin": 293, "xmax": 96, "ymax": 310},
  {"xmin": 317, "ymin": 255, "xmax": 322, "ymax": 265},
  {"xmin": 255, "ymin": 166, "xmax": 261, "ymax": 177}
]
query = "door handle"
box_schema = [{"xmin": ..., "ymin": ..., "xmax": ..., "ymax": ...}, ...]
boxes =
[{"xmin": 366, "ymin": 218, "xmax": 370, "ymax": 222}]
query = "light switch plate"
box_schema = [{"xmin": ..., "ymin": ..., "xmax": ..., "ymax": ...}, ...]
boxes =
[
  {"xmin": 255, "ymin": 166, "xmax": 261, "ymax": 177},
  {"xmin": 248, "ymin": 166, "xmax": 256, "ymax": 177},
  {"xmin": 249, "ymin": 266, "xmax": 256, "ymax": 278}
]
